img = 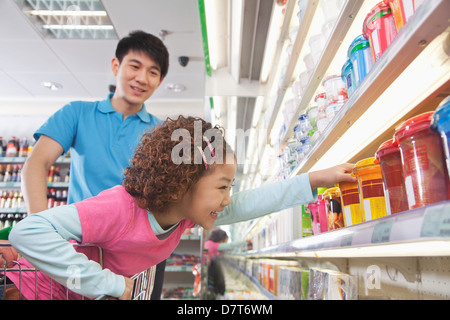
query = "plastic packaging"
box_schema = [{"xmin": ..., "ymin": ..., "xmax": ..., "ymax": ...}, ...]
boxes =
[
  {"xmin": 304, "ymin": 53, "xmax": 315, "ymax": 74},
  {"xmin": 353, "ymin": 157, "xmax": 388, "ymax": 221},
  {"xmin": 316, "ymin": 107, "xmax": 329, "ymax": 135},
  {"xmin": 322, "ymin": 75, "xmax": 347, "ymax": 104},
  {"xmin": 325, "ymin": 101, "xmax": 345, "ymax": 121},
  {"xmin": 384, "ymin": 0, "xmax": 416, "ymax": 32},
  {"xmin": 338, "ymin": 181, "xmax": 362, "ymax": 227},
  {"xmin": 283, "ymin": 98, "xmax": 296, "ymax": 126},
  {"xmin": 341, "ymin": 59, "xmax": 355, "ymax": 97},
  {"xmin": 314, "ymin": 93, "xmax": 327, "ymax": 109},
  {"xmin": 319, "ymin": 0, "xmax": 345, "ymax": 23},
  {"xmin": 309, "ymin": 34, "xmax": 325, "ymax": 65},
  {"xmin": 347, "ymin": 34, "xmax": 374, "ymax": 86},
  {"xmin": 430, "ymin": 96, "xmax": 450, "ymax": 181},
  {"xmin": 363, "ymin": 2, "xmax": 398, "ymax": 62},
  {"xmin": 306, "ymin": 105, "xmax": 318, "ymax": 127},
  {"xmin": 394, "ymin": 112, "xmax": 449, "ymax": 209},
  {"xmin": 308, "ymin": 201, "xmax": 320, "ymax": 235},
  {"xmin": 316, "ymin": 187, "xmax": 328, "ymax": 233},
  {"xmin": 308, "ymin": 268, "xmax": 358, "ymax": 300},
  {"xmin": 323, "ymin": 187, "xmax": 344, "ymax": 230},
  {"xmin": 375, "ymin": 139, "xmax": 409, "ymax": 214}
]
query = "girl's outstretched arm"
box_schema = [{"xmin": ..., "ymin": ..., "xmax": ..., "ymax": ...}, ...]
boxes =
[{"xmin": 215, "ymin": 163, "xmax": 355, "ymax": 227}]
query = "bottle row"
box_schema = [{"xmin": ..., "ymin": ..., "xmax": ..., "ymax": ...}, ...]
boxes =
[
  {"xmin": 309, "ymin": 104, "xmax": 449, "ymax": 234},
  {"xmin": 226, "ymin": 257, "xmax": 357, "ymax": 300},
  {"xmin": 0, "ymin": 188, "xmax": 68, "ymax": 212},
  {"xmin": 278, "ymin": 0, "xmax": 426, "ymax": 179},
  {"xmin": 0, "ymin": 190, "xmax": 25, "ymax": 210},
  {"xmin": 0, "ymin": 212, "xmax": 27, "ymax": 229},
  {"xmin": 248, "ymin": 101, "xmax": 449, "ymax": 250},
  {"xmin": 0, "ymin": 164, "xmax": 70, "ymax": 184},
  {"xmin": 0, "ymin": 136, "xmax": 32, "ymax": 158}
]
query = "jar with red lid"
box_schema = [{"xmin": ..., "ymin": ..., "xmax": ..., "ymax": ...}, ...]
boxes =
[
  {"xmin": 375, "ymin": 139, "xmax": 409, "ymax": 214},
  {"xmin": 363, "ymin": 1, "xmax": 398, "ymax": 62},
  {"xmin": 393, "ymin": 112, "xmax": 449, "ymax": 209}
]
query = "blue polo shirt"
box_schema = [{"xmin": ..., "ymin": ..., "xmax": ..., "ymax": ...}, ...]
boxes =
[{"xmin": 34, "ymin": 93, "xmax": 162, "ymax": 204}]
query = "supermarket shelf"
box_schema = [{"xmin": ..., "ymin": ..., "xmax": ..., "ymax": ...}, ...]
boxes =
[
  {"xmin": 0, "ymin": 156, "xmax": 71, "ymax": 163},
  {"xmin": 273, "ymin": 0, "xmax": 365, "ymax": 138},
  {"xmin": 243, "ymin": 201, "xmax": 450, "ymax": 258},
  {"xmin": 265, "ymin": 0, "xmax": 319, "ymax": 133},
  {"xmin": 180, "ymin": 234, "xmax": 201, "ymax": 240},
  {"xmin": 289, "ymin": 0, "xmax": 450, "ymax": 173},
  {"xmin": 222, "ymin": 259, "xmax": 276, "ymax": 300},
  {"xmin": 0, "ymin": 182, "xmax": 69, "ymax": 188},
  {"xmin": 0, "ymin": 208, "xmax": 26, "ymax": 213},
  {"xmin": 165, "ymin": 265, "xmax": 195, "ymax": 272}
]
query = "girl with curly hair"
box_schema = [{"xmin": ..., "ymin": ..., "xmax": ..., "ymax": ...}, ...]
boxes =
[{"xmin": 5, "ymin": 116, "xmax": 355, "ymax": 300}]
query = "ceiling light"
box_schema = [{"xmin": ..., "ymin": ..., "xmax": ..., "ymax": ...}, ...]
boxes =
[
  {"xmin": 29, "ymin": 10, "xmax": 107, "ymax": 17},
  {"xmin": 41, "ymin": 81, "xmax": 62, "ymax": 91},
  {"xmin": 42, "ymin": 25, "xmax": 113, "ymax": 31},
  {"xmin": 165, "ymin": 83, "xmax": 186, "ymax": 93},
  {"xmin": 14, "ymin": 0, "xmax": 117, "ymax": 39}
]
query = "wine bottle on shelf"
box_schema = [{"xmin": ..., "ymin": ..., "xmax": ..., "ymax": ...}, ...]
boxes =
[
  {"xmin": 18, "ymin": 137, "xmax": 29, "ymax": 157},
  {"xmin": 5, "ymin": 137, "xmax": 18, "ymax": 157},
  {"xmin": 3, "ymin": 164, "xmax": 12, "ymax": 182}
]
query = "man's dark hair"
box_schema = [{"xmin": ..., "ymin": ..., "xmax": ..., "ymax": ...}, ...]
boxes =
[{"xmin": 115, "ymin": 30, "xmax": 169, "ymax": 79}]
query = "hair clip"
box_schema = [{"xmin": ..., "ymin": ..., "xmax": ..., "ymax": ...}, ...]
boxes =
[
  {"xmin": 197, "ymin": 146, "xmax": 209, "ymax": 170},
  {"xmin": 203, "ymin": 136, "xmax": 216, "ymax": 158},
  {"xmin": 197, "ymin": 136, "xmax": 216, "ymax": 170}
]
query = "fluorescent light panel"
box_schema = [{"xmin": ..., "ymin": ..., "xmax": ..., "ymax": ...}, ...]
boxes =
[{"xmin": 29, "ymin": 10, "xmax": 107, "ymax": 16}]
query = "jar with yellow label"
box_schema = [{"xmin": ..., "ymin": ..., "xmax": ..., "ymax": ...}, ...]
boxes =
[
  {"xmin": 338, "ymin": 180, "xmax": 363, "ymax": 227},
  {"xmin": 353, "ymin": 157, "xmax": 388, "ymax": 221}
]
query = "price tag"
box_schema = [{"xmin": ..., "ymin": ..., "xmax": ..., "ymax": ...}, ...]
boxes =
[
  {"xmin": 420, "ymin": 203, "xmax": 450, "ymax": 238},
  {"xmin": 371, "ymin": 220, "xmax": 394, "ymax": 244},
  {"xmin": 340, "ymin": 234, "xmax": 353, "ymax": 247}
]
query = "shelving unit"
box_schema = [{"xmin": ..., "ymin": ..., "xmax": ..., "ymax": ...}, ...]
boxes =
[
  {"xmin": 0, "ymin": 155, "xmax": 70, "ymax": 228},
  {"xmin": 162, "ymin": 232, "xmax": 202, "ymax": 300},
  {"xmin": 227, "ymin": 0, "xmax": 450, "ymax": 300}
]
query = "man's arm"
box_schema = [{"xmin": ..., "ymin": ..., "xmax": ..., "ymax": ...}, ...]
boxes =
[{"xmin": 21, "ymin": 135, "xmax": 64, "ymax": 214}]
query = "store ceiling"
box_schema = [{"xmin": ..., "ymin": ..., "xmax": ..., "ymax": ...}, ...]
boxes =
[
  {"xmin": 0, "ymin": 0, "xmax": 206, "ymax": 113},
  {"xmin": 0, "ymin": 0, "xmax": 271, "ymax": 120},
  {"xmin": 0, "ymin": 0, "xmax": 275, "ymax": 190}
]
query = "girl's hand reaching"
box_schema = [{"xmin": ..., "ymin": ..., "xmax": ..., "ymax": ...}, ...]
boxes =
[
  {"xmin": 118, "ymin": 276, "xmax": 134, "ymax": 300},
  {"xmin": 308, "ymin": 163, "xmax": 356, "ymax": 191}
]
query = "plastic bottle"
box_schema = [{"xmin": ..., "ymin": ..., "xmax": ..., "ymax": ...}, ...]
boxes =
[
  {"xmin": 3, "ymin": 164, "xmax": 12, "ymax": 182},
  {"xmin": 316, "ymin": 187, "xmax": 328, "ymax": 233},
  {"xmin": 5, "ymin": 137, "xmax": 18, "ymax": 157},
  {"xmin": 18, "ymin": 137, "xmax": 29, "ymax": 157}
]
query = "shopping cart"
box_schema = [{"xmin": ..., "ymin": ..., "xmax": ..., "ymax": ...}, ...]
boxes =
[{"xmin": 1, "ymin": 242, "xmax": 156, "ymax": 300}]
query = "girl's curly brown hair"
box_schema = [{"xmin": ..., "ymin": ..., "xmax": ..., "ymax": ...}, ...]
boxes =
[{"xmin": 122, "ymin": 115, "xmax": 235, "ymax": 212}]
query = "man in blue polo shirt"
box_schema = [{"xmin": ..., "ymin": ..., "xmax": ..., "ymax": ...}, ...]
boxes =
[
  {"xmin": 22, "ymin": 31, "xmax": 167, "ymax": 208},
  {"xmin": 32, "ymin": 92, "xmax": 161, "ymax": 204},
  {"xmin": 19, "ymin": 30, "xmax": 168, "ymax": 299}
]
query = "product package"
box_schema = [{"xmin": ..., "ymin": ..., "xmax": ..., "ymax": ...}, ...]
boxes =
[
  {"xmin": 276, "ymin": 266, "xmax": 310, "ymax": 300},
  {"xmin": 307, "ymin": 267, "xmax": 358, "ymax": 300}
]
